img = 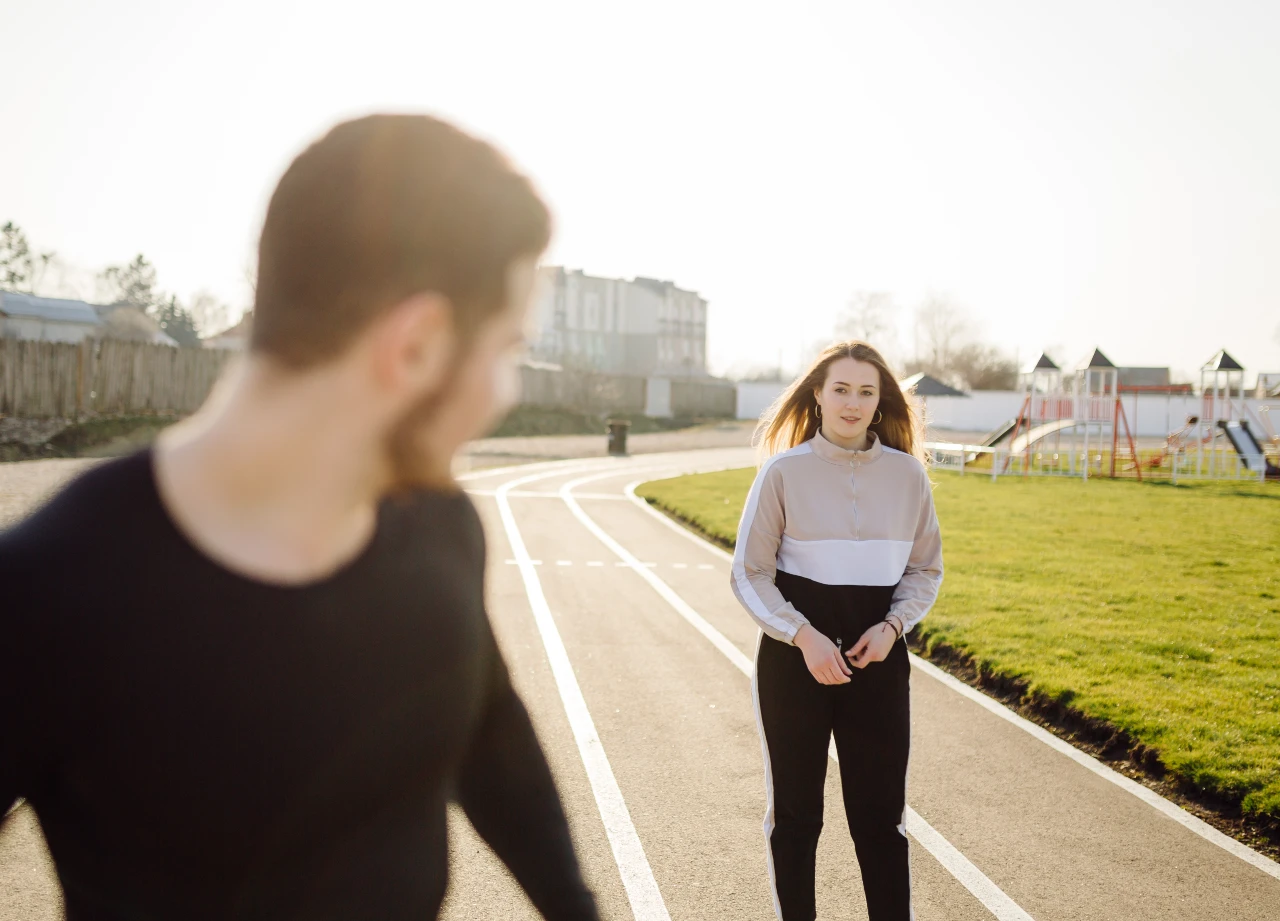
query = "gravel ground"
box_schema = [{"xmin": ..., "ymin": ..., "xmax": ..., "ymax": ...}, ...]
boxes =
[{"xmin": 0, "ymin": 458, "xmax": 99, "ymax": 528}]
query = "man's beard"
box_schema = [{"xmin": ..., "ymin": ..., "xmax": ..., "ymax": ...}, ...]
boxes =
[{"xmin": 384, "ymin": 379, "xmax": 458, "ymax": 494}]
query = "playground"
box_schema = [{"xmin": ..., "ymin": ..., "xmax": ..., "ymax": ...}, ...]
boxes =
[
  {"xmin": 930, "ymin": 348, "xmax": 1280, "ymax": 482},
  {"xmin": 637, "ymin": 466, "xmax": 1280, "ymax": 851}
]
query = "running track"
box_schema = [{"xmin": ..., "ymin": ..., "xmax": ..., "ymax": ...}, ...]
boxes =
[
  {"xmin": 441, "ymin": 448, "xmax": 1280, "ymax": 921},
  {"xmin": 2, "ymin": 447, "xmax": 1278, "ymax": 919}
]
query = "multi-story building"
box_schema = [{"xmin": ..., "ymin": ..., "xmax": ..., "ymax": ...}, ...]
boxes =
[{"xmin": 530, "ymin": 267, "xmax": 708, "ymax": 377}]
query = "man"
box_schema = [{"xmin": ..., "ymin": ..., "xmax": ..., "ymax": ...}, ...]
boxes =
[{"xmin": 1, "ymin": 114, "xmax": 599, "ymax": 921}]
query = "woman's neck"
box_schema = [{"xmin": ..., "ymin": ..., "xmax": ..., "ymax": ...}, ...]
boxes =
[{"xmin": 819, "ymin": 424, "xmax": 871, "ymax": 452}]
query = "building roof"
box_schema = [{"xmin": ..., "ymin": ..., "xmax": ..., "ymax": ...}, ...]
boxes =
[
  {"xmin": 898, "ymin": 372, "xmax": 967, "ymax": 397},
  {"xmin": 1079, "ymin": 347, "xmax": 1115, "ymax": 369},
  {"xmin": 1117, "ymin": 366, "xmax": 1171, "ymax": 387},
  {"xmin": 0, "ymin": 291, "xmax": 103, "ymax": 326},
  {"xmin": 1202, "ymin": 349, "xmax": 1243, "ymax": 371}
]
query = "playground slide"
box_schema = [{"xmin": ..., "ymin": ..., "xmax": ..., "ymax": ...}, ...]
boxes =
[
  {"xmin": 1008, "ymin": 418, "xmax": 1082, "ymax": 456},
  {"xmin": 964, "ymin": 418, "xmax": 1019, "ymax": 463},
  {"xmin": 980, "ymin": 418, "xmax": 1018, "ymax": 447},
  {"xmin": 1217, "ymin": 420, "xmax": 1280, "ymax": 477}
]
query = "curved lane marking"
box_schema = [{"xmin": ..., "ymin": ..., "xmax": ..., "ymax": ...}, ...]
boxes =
[
  {"xmin": 620, "ymin": 471, "xmax": 1280, "ymax": 883},
  {"xmin": 494, "ymin": 465, "xmax": 674, "ymax": 921},
  {"xmin": 561, "ymin": 468, "xmax": 1036, "ymax": 921}
]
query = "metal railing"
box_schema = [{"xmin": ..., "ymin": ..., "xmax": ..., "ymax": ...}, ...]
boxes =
[{"xmin": 925, "ymin": 442, "xmax": 1274, "ymax": 484}]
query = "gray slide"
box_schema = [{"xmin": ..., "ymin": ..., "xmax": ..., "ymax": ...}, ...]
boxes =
[{"xmin": 1217, "ymin": 420, "xmax": 1280, "ymax": 478}]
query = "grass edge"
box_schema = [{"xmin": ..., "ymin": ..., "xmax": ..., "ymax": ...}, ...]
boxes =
[{"xmin": 636, "ymin": 489, "xmax": 1280, "ymax": 862}]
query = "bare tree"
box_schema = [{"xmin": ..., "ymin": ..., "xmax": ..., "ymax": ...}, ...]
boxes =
[
  {"xmin": 949, "ymin": 342, "xmax": 1018, "ymax": 390},
  {"xmin": 100, "ymin": 306, "xmax": 164, "ymax": 342},
  {"xmin": 243, "ymin": 257, "xmax": 258, "ymax": 300},
  {"xmin": 188, "ymin": 289, "xmax": 232, "ymax": 336},
  {"xmin": 835, "ymin": 291, "xmax": 898, "ymax": 347},
  {"xmin": 911, "ymin": 294, "xmax": 972, "ymax": 382}
]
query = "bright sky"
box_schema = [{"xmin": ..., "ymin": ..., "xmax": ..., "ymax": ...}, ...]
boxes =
[{"xmin": 5, "ymin": 0, "xmax": 1279, "ymax": 383}]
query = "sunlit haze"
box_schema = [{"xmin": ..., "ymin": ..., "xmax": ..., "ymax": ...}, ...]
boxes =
[{"xmin": 4, "ymin": 0, "xmax": 1278, "ymax": 382}]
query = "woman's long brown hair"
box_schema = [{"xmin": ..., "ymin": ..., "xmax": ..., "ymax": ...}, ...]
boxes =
[{"xmin": 755, "ymin": 340, "xmax": 928, "ymax": 466}]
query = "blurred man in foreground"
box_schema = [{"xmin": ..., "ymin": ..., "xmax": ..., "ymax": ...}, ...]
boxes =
[{"xmin": 0, "ymin": 114, "xmax": 600, "ymax": 921}]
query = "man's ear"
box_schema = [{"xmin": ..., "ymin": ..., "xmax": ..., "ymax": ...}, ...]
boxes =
[{"xmin": 371, "ymin": 293, "xmax": 456, "ymax": 396}]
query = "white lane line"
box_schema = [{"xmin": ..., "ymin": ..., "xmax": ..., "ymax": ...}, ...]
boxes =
[
  {"xmin": 625, "ymin": 476, "xmax": 1280, "ymax": 883},
  {"xmin": 909, "ymin": 656, "xmax": 1280, "ymax": 881},
  {"xmin": 556, "ymin": 560, "xmax": 573, "ymax": 566},
  {"xmin": 469, "ymin": 489, "xmax": 629, "ymax": 500},
  {"xmin": 624, "ymin": 482, "xmax": 734, "ymax": 563},
  {"xmin": 587, "ymin": 561, "xmax": 605, "ymax": 567},
  {"xmin": 458, "ymin": 445, "xmax": 754, "ymax": 485},
  {"xmin": 457, "ymin": 455, "xmax": 610, "ymax": 482},
  {"xmin": 563, "ymin": 470, "xmax": 1037, "ymax": 921},
  {"xmin": 672, "ymin": 563, "xmax": 688, "ymax": 569},
  {"xmin": 697, "ymin": 564, "xmax": 715, "ymax": 571},
  {"xmin": 494, "ymin": 469, "xmax": 672, "ymax": 921}
]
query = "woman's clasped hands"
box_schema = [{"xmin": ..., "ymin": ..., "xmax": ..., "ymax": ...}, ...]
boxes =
[{"xmin": 794, "ymin": 621, "xmax": 898, "ymax": 685}]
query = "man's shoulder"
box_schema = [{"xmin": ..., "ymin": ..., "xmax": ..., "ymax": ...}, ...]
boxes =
[
  {"xmin": 0, "ymin": 451, "xmax": 155, "ymax": 562},
  {"xmin": 381, "ymin": 485, "xmax": 485, "ymax": 558}
]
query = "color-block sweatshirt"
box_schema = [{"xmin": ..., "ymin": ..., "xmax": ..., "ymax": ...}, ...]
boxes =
[{"xmin": 730, "ymin": 430, "xmax": 944, "ymax": 644}]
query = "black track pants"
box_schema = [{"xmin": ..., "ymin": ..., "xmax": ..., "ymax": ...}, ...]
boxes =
[{"xmin": 753, "ymin": 583, "xmax": 913, "ymax": 921}]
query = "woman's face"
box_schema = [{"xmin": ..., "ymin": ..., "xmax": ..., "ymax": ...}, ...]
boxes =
[{"xmin": 814, "ymin": 357, "xmax": 881, "ymax": 447}]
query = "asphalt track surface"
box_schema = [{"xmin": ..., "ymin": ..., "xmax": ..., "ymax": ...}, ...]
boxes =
[{"xmin": 4, "ymin": 447, "xmax": 1279, "ymax": 920}]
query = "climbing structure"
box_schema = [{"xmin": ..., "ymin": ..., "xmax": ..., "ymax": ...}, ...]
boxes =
[{"xmin": 1006, "ymin": 348, "xmax": 1141, "ymax": 479}]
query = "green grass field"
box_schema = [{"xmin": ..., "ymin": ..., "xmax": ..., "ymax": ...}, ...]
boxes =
[{"xmin": 637, "ymin": 468, "xmax": 1280, "ymax": 823}]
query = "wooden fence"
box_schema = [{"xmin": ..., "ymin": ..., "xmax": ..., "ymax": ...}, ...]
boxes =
[
  {"xmin": 1, "ymin": 336, "xmax": 737, "ymax": 420},
  {"xmin": 0, "ymin": 338, "xmax": 235, "ymax": 419}
]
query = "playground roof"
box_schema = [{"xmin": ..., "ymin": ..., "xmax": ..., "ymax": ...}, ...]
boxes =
[
  {"xmin": 1079, "ymin": 347, "xmax": 1115, "ymax": 369},
  {"xmin": 1202, "ymin": 349, "xmax": 1243, "ymax": 371},
  {"xmin": 1024, "ymin": 352, "xmax": 1060, "ymax": 372},
  {"xmin": 899, "ymin": 372, "xmax": 966, "ymax": 397}
]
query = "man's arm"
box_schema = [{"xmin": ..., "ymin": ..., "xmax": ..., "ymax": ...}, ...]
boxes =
[
  {"xmin": 454, "ymin": 638, "xmax": 599, "ymax": 921},
  {"xmin": 0, "ymin": 540, "xmax": 40, "ymax": 824}
]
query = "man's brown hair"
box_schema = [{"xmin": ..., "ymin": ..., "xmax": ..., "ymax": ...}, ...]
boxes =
[{"xmin": 251, "ymin": 114, "xmax": 552, "ymax": 366}]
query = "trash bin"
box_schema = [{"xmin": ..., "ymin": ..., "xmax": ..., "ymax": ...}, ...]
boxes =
[{"xmin": 606, "ymin": 419, "xmax": 631, "ymax": 456}]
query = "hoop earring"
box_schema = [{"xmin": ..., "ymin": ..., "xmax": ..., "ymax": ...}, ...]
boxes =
[
  {"xmin": 872, "ymin": 410, "xmax": 883, "ymax": 425},
  {"xmin": 815, "ymin": 404, "xmax": 822, "ymax": 419}
]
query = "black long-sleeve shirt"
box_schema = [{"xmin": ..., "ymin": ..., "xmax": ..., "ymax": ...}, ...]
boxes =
[{"xmin": 0, "ymin": 451, "xmax": 599, "ymax": 921}]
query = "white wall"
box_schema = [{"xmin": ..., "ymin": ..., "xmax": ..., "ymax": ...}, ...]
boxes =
[
  {"xmin": 921, "ymin": 390, "xmax": 1278, "ymax": 438},
  {"xmin": 917, "ymin": 392, "xmax": 1022, "ymax": 433},
  {"xmin": 736, "ymin": 381, "xmax": 787, "ymax": 420},
  {"xmin": 645, "ymin": 377, "xmax": 672, "ymax": 418}
]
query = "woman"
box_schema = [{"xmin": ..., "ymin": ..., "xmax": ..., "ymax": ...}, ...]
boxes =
[{"xmin": 730, "ymin": 340, "xmax": 944, "ymax": 921}]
